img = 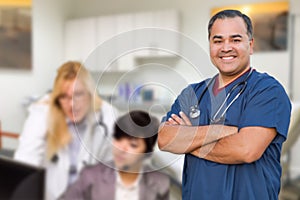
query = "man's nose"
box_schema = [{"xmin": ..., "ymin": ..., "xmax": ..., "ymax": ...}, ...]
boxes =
[{"xmin": 222, "ymin": 40, "xmax": 233, "ymax": 51}]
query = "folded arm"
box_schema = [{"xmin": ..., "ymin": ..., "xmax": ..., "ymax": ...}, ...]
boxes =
[
  {"xmin": 190, "ymin": 126, "xmax": 276, "ymax": 164},
  {"xmin": 158, "ymin": 112, "xmax": 277, "ymax": 164},
  {"xmin": 158, "ymin": 112, "xmax": 238, "ymax": 154}
]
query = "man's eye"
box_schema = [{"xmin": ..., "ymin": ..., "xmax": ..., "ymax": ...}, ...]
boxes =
[
  {"xmin": 213, "ymin": 40, "xmax": 222, "ymax": 44},
  {"xmin": 233, "ymin": 39, "xmax": 241, "ymax": 43}
]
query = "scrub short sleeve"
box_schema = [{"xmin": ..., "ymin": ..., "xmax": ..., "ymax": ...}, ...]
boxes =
[
  {"xmin": 161, "ymin": 84, "xmax": 199, "ymax": 123},
  {"xmin": 239, "ymin": 79, "xmax": 291, "ymax": 142}
]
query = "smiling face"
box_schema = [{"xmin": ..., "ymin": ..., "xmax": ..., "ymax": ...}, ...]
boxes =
[
  {"xmin": 112, "ymin": 136, "xmax": 147, "ymax": 172},
  {"xmin": 209, "ymin": 17, "xmax": 254, "ymax": 84}
]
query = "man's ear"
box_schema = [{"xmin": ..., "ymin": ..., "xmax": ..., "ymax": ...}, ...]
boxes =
[{"xmin": 249, "ymin": 38, "xmax": 254, "ymax": 55}]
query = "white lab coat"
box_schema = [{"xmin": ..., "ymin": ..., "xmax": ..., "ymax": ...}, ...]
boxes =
[{"xmin": 14, "ymin": 96, "xmax": 118, "ymax": 200}]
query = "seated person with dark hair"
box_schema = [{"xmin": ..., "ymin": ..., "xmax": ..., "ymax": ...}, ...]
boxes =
[{"xmin": 62, "ymin": 110, "xmax": 170, "ymax": 200}]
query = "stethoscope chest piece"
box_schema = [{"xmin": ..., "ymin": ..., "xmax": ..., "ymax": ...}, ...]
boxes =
[{"xmin": 189, "ymin": 105, "xmax": 200, "ymax": 118}]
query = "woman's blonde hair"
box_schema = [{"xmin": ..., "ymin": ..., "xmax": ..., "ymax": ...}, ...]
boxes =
[{"xmin": 46, "ymin": 61, "xmax": 102, "ymax": 160}]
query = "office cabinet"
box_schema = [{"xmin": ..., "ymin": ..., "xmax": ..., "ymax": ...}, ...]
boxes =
[
  {"xmin": 64, "ymin": 10, "xmax": 180, "ymax": 72},
  {"xmin": 133, "ymin": 10, "xmax": 180, "ymax": 58},
  {"xmin": 64, "ymin": 17, "xmax": 97, "ymax": 62}
]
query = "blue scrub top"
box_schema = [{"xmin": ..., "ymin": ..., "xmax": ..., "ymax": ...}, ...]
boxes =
[{"xmin": 162, "ymin": 70, "xmax": 291, "ymax": 200}]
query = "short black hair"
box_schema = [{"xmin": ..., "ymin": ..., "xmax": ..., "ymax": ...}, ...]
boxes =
[
  {"xmin": 208, "ymin": 9, "xmax": 253, "ymax": 40},
  {"xmin": 113, "ymin": 110, "xmax": 159, "ymax": 153}
]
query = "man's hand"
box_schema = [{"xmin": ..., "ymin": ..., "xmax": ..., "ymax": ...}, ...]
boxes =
[{"xmin": 166, "ymin": 111, "xmax": 192, "ymax": 126}]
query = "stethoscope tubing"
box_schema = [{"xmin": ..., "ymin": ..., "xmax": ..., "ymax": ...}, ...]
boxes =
[
  {"xmin": 190, "ymin": 67, "xmax": 253, "ymax": 120},
  {"xmin": 51, "ymin": 111, "xmax": 108, "ymax": 164}
]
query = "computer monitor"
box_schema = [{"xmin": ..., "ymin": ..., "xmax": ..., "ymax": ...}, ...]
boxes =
[{"xmin": 0, "ymin": 156, "xmax": 45, "ymax": 200}]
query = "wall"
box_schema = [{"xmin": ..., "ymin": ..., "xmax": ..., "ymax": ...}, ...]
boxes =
[
  {"xmin": 288, "ymin": 0, "xmax": 300, "ymax": 179},
  {"xmin": 291, "ymin": 0, "xmax": 300, "ymax": 101},
  {"xmin": 0, "ymin": 0, "xmax": 71, "ymax": 148},
  {"xmin": 68, "ymin": 0, "xmax": 292, "ymax": 91}
]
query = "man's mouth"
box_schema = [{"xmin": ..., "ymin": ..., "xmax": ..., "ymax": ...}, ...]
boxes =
[{"xmin": 221, "ymin": 56, "xmax": 235, "ymax": 60}]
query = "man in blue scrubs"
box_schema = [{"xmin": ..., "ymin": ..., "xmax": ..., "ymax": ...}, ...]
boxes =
[{"xmin": 158, "ymin": 10, "xmax": 291, "ymax": 200}]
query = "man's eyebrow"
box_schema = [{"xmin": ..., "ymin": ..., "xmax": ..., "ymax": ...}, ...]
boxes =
[
  {"xmin": 230, "ymin": 34, "xmax": 242, "ymax": 38},
  {"xmin": 212, "ymin": 35, "xmax": 222, "ymax": 40},
  {"xmin": 212, "ymin": 34, "xmax": 243, "ymax": 40}
]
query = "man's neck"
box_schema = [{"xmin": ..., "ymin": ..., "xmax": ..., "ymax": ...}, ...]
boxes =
[{"xmin": 218, "ymin": 67, "xmax": 251, "ymax": 88}]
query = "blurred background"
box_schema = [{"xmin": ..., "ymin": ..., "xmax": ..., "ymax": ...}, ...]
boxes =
[{"xmin": 0, "ymin": 0, "xmax": 300, "ymax": 199}]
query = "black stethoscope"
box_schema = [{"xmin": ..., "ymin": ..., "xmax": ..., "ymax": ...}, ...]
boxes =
[{"xmin": 189, "ymin": 68, "xmax": 254, "ymax": 123}]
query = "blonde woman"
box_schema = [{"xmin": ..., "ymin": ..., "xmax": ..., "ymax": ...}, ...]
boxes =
[{"xmin": 14, "ymin": 61, "xmax": 118, "ymax": 200}]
